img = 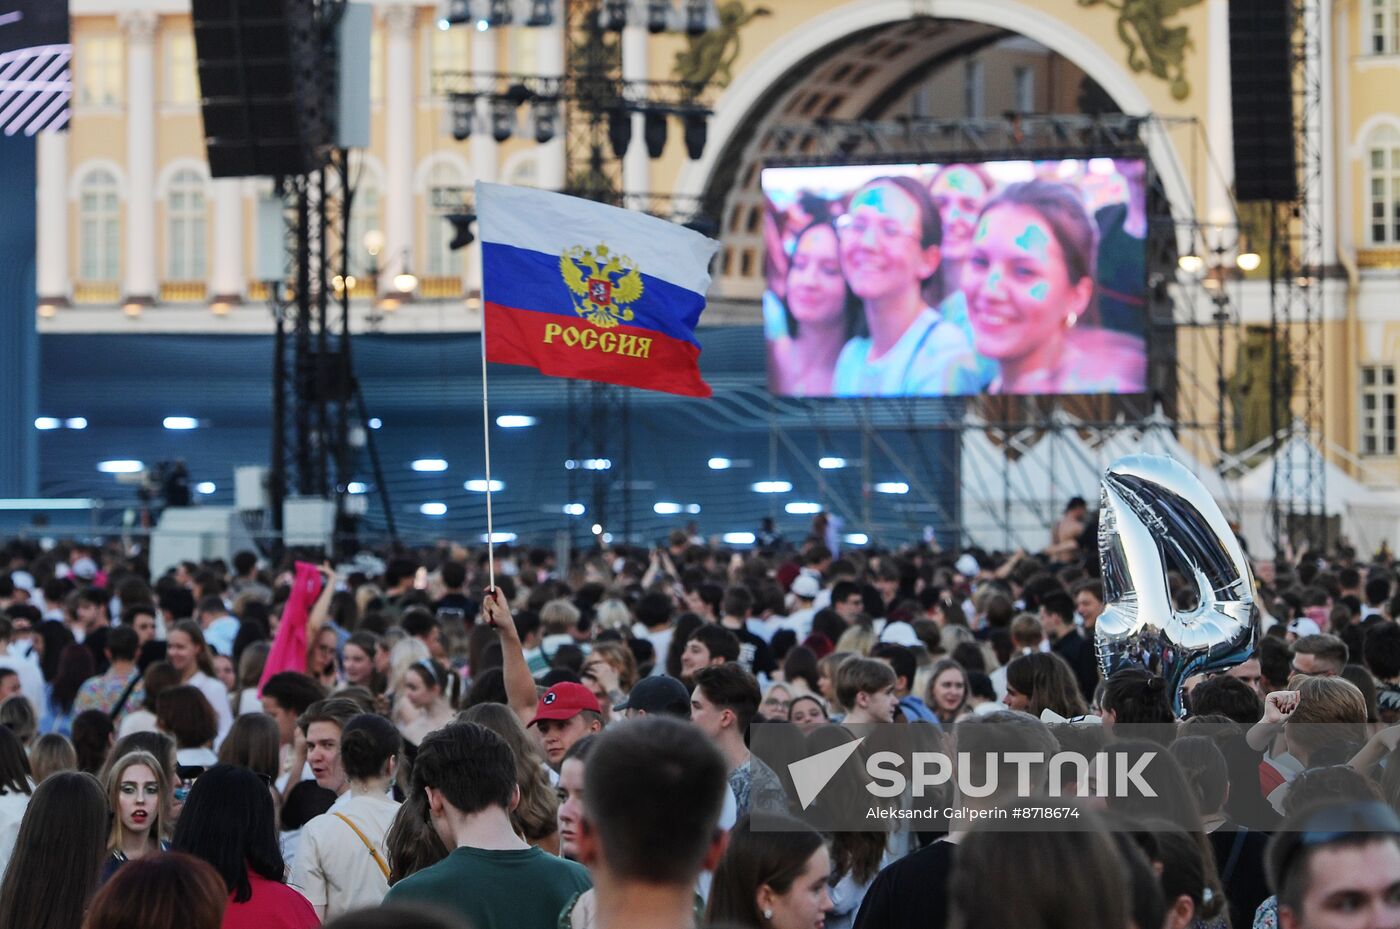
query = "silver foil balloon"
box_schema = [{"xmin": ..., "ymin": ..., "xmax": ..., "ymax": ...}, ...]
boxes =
[{"xmin": 1095, "ymin": 454, "xmax": 1258, "ymax": 715}]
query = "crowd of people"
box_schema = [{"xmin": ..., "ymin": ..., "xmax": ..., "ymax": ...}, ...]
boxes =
[
  {"xmin": 0, "ymin": 505, "xmax": 1399, "ymax": 929},
  {"xmin": 763, "ymin": 160, "xmax": 1149, "ymax": 397}
]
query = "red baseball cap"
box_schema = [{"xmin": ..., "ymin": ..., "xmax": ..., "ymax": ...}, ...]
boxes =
[{"xmin": 528, "ymin": 682, "xmax": 601, "ymax": 726}]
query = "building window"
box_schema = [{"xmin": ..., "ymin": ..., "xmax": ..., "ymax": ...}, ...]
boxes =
[
  {"xmin": 1372, "ymin": 0, "xmax": 1400, "ymax": 54},
  {"xmin": 1367, "ymin": 125, "xmax": 1400, "ymax": 245},
  {"xmin": 1362, "ymin": 365, "xmax": 1397, "ymax": 456},
  {"xmin": 165, "ymin": 32, "xmax": 198, "ymax": 105},
  {"xmin": 370, "ymin": 28, "xmax": 384, "ymax": 103},
  {"xmin": 964, "ymin": 59, "xmax": 984, "ymax": 118},
  {"xmin": 77, "ymin": 35, "xmax": 124, "ymax": 107},
  {"xmin": 425, "ymin": 162, "xmax": 465, "ymax": 276},
  {"xmin": 430, "ymin": 26, "xmax": 469, "ymax": 97},
  {"xmin": 1014, "ymin": 66, "xmax": 1035, "ymax": 112},
  {"xmin": 166, "ymin": 169, "xmax": 207, "ymax": 281},
  {"xmin": 347, "ymin": 162, "xmax": 382, "ymax": 278},
  {"xmin": 79, "ymin": 169, "xmax": 121, "ymax": 282}
]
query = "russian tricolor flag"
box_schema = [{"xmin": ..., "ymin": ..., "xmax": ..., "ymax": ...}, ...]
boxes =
[{"xmin": 477, "ymin": 182, "xmax": 721, "ymax": 398}]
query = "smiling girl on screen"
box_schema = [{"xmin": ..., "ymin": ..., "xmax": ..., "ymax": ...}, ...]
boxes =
[
  {"xmin": 960, "ymin": 179, "xmax": 1147, "ymax": 395},
  {"xmin": 767, "ymin": 219, "xmax": 865, "ymax": 396},
  {"xmin": 829, "ymin": 176, "xmax": 987, "ymax": 396}
]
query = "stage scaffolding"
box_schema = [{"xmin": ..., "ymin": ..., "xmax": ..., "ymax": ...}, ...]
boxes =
[{"xmin": 707, "ymin": 113, "xmax": 1252, "ymax": 553}]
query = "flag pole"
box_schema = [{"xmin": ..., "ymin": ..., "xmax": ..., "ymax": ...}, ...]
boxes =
[{"xmin": 480, "ymin": 305, "xmax": 496, "ymax": 590}]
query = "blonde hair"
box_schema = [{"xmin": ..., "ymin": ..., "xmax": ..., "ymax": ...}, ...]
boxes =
[
  {"xmin": 1286, "ymin": 675, "xmax": 1368, "ymax": 759},
  {"xmin": 540, "ymin": 599, "xmax": 581, "ymax": 636},
  {"xmin": 29, "ymin": 734, "xmax": 76, "ymax": 784},
  {"xmin": 588, "ymin": 640, "xmax": 638, "ymax": 692},
  {"xmin": 592, "ymin": 599, "xmax": 632, "ymax": 635},
  {"xmin": 834, "ymin": 625, "xmax": 876, "ymax": 656},
  {"xmin": 104, "ymin": 750, "xmax": 169, "ymax": 852},
  {"xmin": 387, "ymin": 635, "xmax": 431, "ymax": 697}
]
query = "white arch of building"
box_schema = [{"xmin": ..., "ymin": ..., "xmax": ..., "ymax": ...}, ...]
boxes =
[{"xmin": 674, "ymin": 0, "xmax": 1200, "ymax": 230}]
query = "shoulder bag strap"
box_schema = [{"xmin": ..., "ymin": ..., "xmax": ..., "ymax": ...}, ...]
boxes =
[{"xmin": 333, "ymin": 812, "xmax": 391, "ymax": 881}]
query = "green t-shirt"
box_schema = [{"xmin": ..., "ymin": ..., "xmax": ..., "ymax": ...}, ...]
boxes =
[{"xmin": 385, "ymin": 846, "xmax": 592, "ymax": 929}]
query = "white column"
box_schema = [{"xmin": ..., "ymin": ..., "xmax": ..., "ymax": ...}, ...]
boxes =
[
  {"xmin": 210, "ymin": 179, "xmax": 244, "ymax": 301},
  {"xmin": 1205, "ymin": 0, "xmax": 1233, "ymax": 228},
  {"xmin": 384, "ymin": 4, "xmax": 416, "ymax": 292},
  {"xmin": 467, "ymin": 27, "xmax": 498, "ymax": 296},
  {"xmin": 535, "ymin": 24, "xmax": 566, "ymax": 189},
  {"xmin": 1317, "ymin": 0, "xmax": 1336, "ymax": 264},
  {"xmin": 622, "ymin": 21, "xmax": 649, "ymax": 198},
  {"xmin": 470, "ymin": 28, "xmax": 498, "ymax": 185},
  {"xmin": 36, "ymin": 130, "xmax": 68, "ymax": 303},
  {"xmin": 120, "ymin": 11, "xmax": 158, "ymax": 302}
]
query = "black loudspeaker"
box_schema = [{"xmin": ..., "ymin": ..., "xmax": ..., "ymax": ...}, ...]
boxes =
[
  {"xmin": 1228, "ymin": 1, "xmax": 1297, "ymax": 202},
  {"xmin": 191, "ymin": 0, "xmax": 329, "ymax": 178}
]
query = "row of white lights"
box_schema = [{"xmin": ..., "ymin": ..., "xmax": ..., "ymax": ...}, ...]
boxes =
[
  {"xmin": 709, "ymin": 456, "xmax": 849, "ymax": 471},
  {"xmin": 722, "ymin": 531, "xmax": 869, "ymax": 546},
  {"xmin": 47, "ymin": 417, "xmax": 206, "ymax": 431}
]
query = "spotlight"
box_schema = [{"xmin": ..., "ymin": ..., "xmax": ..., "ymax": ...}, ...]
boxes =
[
  {"xmin": 601, "ymin": 0, "xmax": 628, "ymax": 30},
  {"xmin": 451, "ymin": 96, "xmax": 475, "ymax": 140},
  {"xmin": 447, "ymin": 213, "xmax": 477, "ymax": 251},
  {"xmin": 445, "ymin": 0, "xmax": 472, "ymax": 24},
  {"xmin": 486, "ymin": 0, "xmax": 513, "ymax": 26},
  {"xmin": 531, "ymin": 96, "xmax": 559, "ymax": 144},
  {"xmin": 1236, "ymin": 251, "xmax": 1262, "ymax": 272},
  {"xmin": 490, "ymin": 95, "xmax": 516, "ymax": 142},
  {"xmin": 608, "ymin": 106, "xmax": 633, "ymax": 158},
  {"xmin": 643, "ymin": 109, "xmax": 667, "ymax": 158},
  {"xmin": 683, "ymin": 110, "xmax": 708, "ymax": 160},
  {"xmin": 1178, "ymin": 254, "xmax": 1204, "ymax": 274},
  {"xmin": 646, "ymin": 0, "xmax": 671, "ymax": 32},
  {"xmin": 526, "ymin": 0, "xmax": 555, "ymax": 26},
  {"xmin": 684, "ymin": 0, "xmax": 715, "ymax": 35}
]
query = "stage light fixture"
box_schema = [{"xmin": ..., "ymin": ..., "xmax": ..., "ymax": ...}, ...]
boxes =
[
  {"xmin": 531, "ymin": 96, "xmax": 560, "ymax": 144},
  {"xmin": 1236, "ymin": 250, "xmax": 1261, "ymax": 271},
  {"xmin": 643, "ymin": 109, "xmax": 668, "ymax": 158},
  {"xmin": 683, "ymin": 110, "xmax": 708, "ymax": 160},
  {"xmin": 451, "ymin": 96, "xmax": 475, "ymax": 140},
  {"xmin": 490, "ymin": 95, "xmax": 516, "ymax": 142},
  {"xmin": 684, "ymin": 0, "xmax": 716, "ymax": 35},
  {"xmin": 1178, "ymin": 254, "xmax": 1204, "ymax": 274},
  {"xmin": 608, "ymin": 106, "xmax": 633, "ymax": 158},
  {"xmin": 445, "ymin": 0, "xmax": 472, "ymax": 24},
  {"xmin": 526, "ymin": 0, "xmax": 556, "ymax": 26},
  {"xmin": 601, "ymin": 0, "xmax": 628, "ymax": 30},
  {"xmin": 646, "ymin": 0, "xmax": 672, "ymax": 32},
  {"xmin": 447, "ymin": 213, "xmax": 477, "ymax": 251},
  {"xmin": 486, "ymin": 0, "xmax": 513, "ymax": 26}
]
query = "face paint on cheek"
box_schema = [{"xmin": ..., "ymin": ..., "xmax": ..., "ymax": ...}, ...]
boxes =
[
  {"xmin": 973, "ymin": 218, "xmax": 991, "ymax": 243},
  {"xmin": 1014, "ymin": 223, "xmax": 1050, "ymax": 260},
  {"xmin": 1029, "ymin": 282, "xmax": 1049, "ymax": 301}
]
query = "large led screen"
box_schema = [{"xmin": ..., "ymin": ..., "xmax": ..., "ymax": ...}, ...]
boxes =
[{"xmin": 761, "ymin": 159, "xmax": 1149, "ymax": 397}]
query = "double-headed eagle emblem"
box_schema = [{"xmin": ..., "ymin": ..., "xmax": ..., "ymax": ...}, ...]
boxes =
[{"xmin": 559, "ymin": 244, "xmax": 644, "ymax": 329}]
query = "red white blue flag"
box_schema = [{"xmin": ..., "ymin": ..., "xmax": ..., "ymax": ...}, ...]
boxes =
[{"xmin": 477, "ymin": 182, "xmax": 720, "ymax": 398}]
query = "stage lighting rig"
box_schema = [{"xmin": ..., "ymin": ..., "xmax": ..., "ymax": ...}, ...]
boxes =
[
  {"xmin": 525, "ymin": 0, "xmax": 556, "ymax": 27},
  {"xmin": 644, "ymin": 108, "xmax": 668, "ymax": 158},
  {"xmin": 682, "ymin": 108, "xmax": 708, "ymax": 160},
  {"xmin": 448, "ymin": 213, "xmax": 478, "ymax": 251},
  {"xmin": 445, "ymin": 0, "xmax": 472, "ymax": 25},
  {"xmin": 601, "ymin": 0, "xmax": 629, "ymax": 30},
  {"xmin": 451, "ymin": 95, "xmax": 476, "ymax": 140},
  {"xmin": 608, "ymin": 106, "xmax": 633, "ymax": 158},
  {"xmin": 485, "ymin": 0, "xmax": 513, "ymax": 27},
  {"xmin": 646, "ymin": 0, "xmax": 672, "ymax": 33},
  {"xmin": 531, "ymin": 96, "xmax": 560, "ymax": 144},
  {"xmin": 684, "ymin": 0, "xmax": 718, "ymax": 35}
]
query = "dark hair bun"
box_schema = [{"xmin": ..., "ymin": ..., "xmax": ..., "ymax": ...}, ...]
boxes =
[
  {"xmin": 1145, "ymin": 676, "xmax": 1166, "ymax": 694},
  {"xmin": 338, "ymin": 713, "xmax": 401, "ymax": 780}
]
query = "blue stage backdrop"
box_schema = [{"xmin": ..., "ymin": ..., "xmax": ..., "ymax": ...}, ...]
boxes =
[
  {"xmin": 0, "ymin": 135, "xmax": 38, "ymax": 498},
  {"xmin": 37, "ymin": 330, "xmax": 962, "ymax": 549}
]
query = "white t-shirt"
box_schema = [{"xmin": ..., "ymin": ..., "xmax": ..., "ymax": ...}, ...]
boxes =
[
  {"xmin": 831, "ymin": 306, "xmax": 981, "ymax": 397},
  {"xmin": 632, "ymin": 623, "xmax": 675, "ymax": 677},
  {"xmin": 187, "ymin": 670, "xmax": 233, "ymax": 746},
  {"xmin": 118, "ymin": 709, "xmax": 158, "ymax": 738},
  {"xmin": 0, "ymin": 787, "xmax": 30, "ymax": 879},
  {"xmin": 291, "ymin": 793, "xmax": 402, "ymax": 920},
  {"xmin": 0, "ymin": 656, "xmax": 45, "ymax": 719}
]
